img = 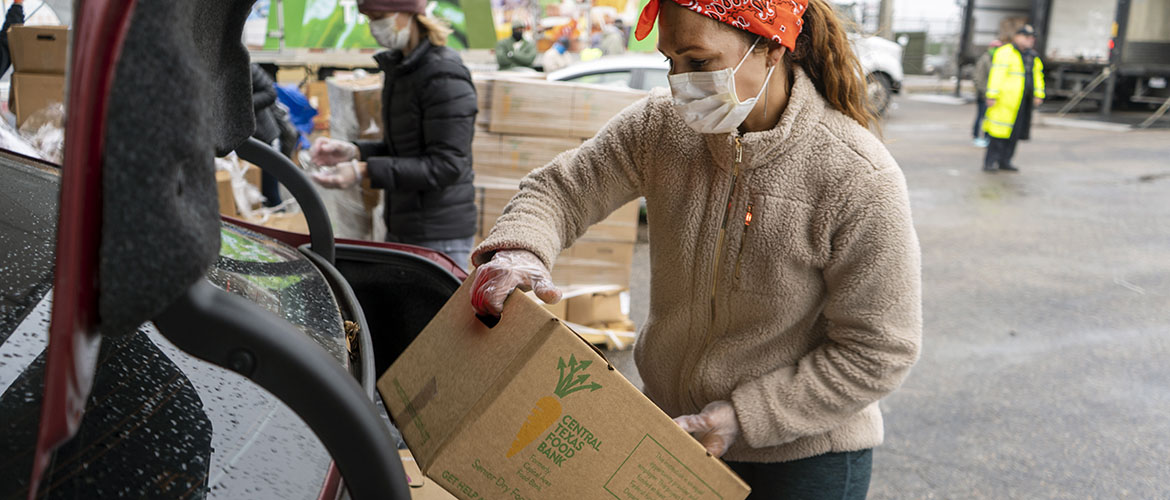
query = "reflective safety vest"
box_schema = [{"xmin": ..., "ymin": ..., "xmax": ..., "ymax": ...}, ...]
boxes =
[{"xmin": 984, "ymin": 43, "xmax": 1045, "ymax": 139}]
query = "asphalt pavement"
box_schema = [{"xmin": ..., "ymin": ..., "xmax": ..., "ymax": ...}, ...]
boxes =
[{"xmin": 611, "ymin": 95, "xmax": 1170, "ymax": 499}]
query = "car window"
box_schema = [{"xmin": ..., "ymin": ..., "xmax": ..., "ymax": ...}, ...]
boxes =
[
  {"xmin": 640, "ymin": 68, "xmax": 670, "ymax": 91},
  {"xmin": 209, "ymin": 225, "xmax": 349, "ymax": 366},
  {"xmin": 0, "ymin": 158, "xmax": 345, "ymax": 499},
  {"xmin": 565, "ymin": 71, "xmax": 634, "ymax": 88}
]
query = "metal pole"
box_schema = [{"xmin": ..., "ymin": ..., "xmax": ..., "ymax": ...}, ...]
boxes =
[
  {"xmin": 1104, "ymin": 0, "xmax": 1132, "ymax": 116},
  {"xmin": 956, "ymin": 0, "xmax": 975, "ymax": 97},
  {"xmin": 877, "ymin": 0, "xmax": 894, "ymax": 40}
]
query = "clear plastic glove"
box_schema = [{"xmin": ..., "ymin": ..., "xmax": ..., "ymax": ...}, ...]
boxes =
[
  {"xmin": 309, "ymin": 137, "xmax": 359, "ymax": 167},
  {"xmin": 471, "ymin": 249, "xmax": 562, "ymax": 317},
  {"xmin": 674, "ymin": 400, "xmax": 740, "ymax": 458},
  {"xmin": 311, "ymin": 161, "xmax": 364, "ymax": 189}
]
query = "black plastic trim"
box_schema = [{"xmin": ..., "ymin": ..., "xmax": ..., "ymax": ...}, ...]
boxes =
[
  {"xmin": 333, "ymin": 243, "xmax": 463, "ymax": 285},
  {"xmin": 154, "ymin": 281, "xmax": 410, "ymax": 500},
  {"xmin": 299, "ymin": 245, "xmax": 377, "ymax": 399},
  {"xmin": 236, "ymin": 137, "xmax": 335, "ymax": 264}
]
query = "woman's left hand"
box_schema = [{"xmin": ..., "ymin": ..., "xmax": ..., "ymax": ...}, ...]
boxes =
[
  {"xmin": 674, "ymin": 400, "xmax": 740, "ymax": 458},
  {"xmin": 311, "ymin": 161, "xmax": 366, "ymax": 189}
]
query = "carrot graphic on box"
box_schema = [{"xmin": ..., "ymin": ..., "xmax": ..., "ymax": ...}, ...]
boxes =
[{"xmin": 506, "ymin": 355, "xmax": 602, "ymax": 458}]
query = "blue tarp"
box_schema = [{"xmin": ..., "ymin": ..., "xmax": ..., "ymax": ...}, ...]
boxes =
[{"xmin": 275, "ymin": 84, "xmax": 317, "ymax": 149}]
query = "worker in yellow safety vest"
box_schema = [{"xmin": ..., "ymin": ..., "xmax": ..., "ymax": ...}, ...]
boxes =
[{"xmin": 983, "ymin": 24, "xmax": 1045, "ymax": 173}]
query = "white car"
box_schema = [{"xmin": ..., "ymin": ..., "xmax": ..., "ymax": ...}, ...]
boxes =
[
  {"xmin": 547, "ymin": 55, "xmax": 671, "ymax": 91},
  {"xmin": 548, "ymin": 38, "xmax": 904, "ymax": 115}
]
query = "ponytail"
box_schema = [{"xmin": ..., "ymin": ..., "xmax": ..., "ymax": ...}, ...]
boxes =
[{"xmin": 786, "ymin": 0, "xmax": 877, "ymax": 129}]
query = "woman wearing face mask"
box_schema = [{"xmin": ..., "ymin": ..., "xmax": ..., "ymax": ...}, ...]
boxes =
[
  {"xmin": 470, "ymin": 0, "xmax": 921, "ymax": 497},
  {"xmin": 310, "ymin": 0, "xmax": 478, "ymax": 267}
]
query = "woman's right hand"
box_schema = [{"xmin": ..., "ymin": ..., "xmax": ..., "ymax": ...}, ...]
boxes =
[
  {"xmin": 471, "ymin": 249, "xmax": 562, "ymax": 317},
  {"xmin": 309, "ymin": 137, "xmax": 359, "ymax": 167}
]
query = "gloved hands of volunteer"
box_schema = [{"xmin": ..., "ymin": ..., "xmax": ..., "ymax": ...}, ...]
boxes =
[
  {"xmin": 674, "ymin": 400, "xmax": 740, "ymax": 458},
  {"xmin": 309, "ymin": 137, "xmax": 359, "ymax": 167},
  {"xmin": 311, "ymin": 161, "xmax": 365, "ymax": 189},
  {"xmin": 470, "ymin": 249, "xmax": 562, "ymax": 317}
]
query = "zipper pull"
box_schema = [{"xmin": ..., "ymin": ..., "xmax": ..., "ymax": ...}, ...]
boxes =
[
  {"xmin": 734, "ymin": 203, "xmax": 753, "ymax": 280},
  {"xmin": 734, "ymin": 137, "xmax": 743, "ymax": 164}
]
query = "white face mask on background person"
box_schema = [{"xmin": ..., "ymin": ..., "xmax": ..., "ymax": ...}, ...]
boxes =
[
  {"xmin": 370, "ymin": 14, "xmax": 411, "ymax": 50},
  {"xmin": 668, "ymin": 38, "xmax": 776, "ymax": 134}
]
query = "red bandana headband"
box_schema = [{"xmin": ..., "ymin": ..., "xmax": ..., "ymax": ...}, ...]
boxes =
[{"xmin": 636, "ymin": 0, "xmax": 809, "ymax": 52}]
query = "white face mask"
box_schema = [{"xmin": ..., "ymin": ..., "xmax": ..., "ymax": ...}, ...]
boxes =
[
  {"xmin": 668, "ymin": 38, "xmax": 776, "ymax": 134},
  {"xmin": 370, "ymin": 14, "xmax": 411, "ymax": 50}
]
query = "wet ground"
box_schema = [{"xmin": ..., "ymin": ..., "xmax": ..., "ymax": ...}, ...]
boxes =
[{"xmin": 611, "ymin": 96, "xmax": 1170, "ymax": 499}]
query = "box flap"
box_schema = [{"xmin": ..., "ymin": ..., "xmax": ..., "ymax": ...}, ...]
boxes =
[{"xmin": 9, "ymin": 26, "xmax": 69, "ymax": 74}]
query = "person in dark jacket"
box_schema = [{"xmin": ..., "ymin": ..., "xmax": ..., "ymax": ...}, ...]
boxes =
[
  {"xmin": 310, "ymin": 0, "xmax": 477, "ymax": 267},
  {"xmin": 250, "ymin": 63, "xmax": 283, "ymax": 206},
  {"xmin": 0, "ymin": 0, "xmax": 24, "ymax": 78}
]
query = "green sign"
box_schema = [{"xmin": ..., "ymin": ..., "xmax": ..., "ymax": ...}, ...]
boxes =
[{"xmin": 262, "ymin": 0, "xmax": 497, "ymax": 51}]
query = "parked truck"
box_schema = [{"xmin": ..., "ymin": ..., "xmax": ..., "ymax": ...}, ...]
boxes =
[{"xmin": 957, "ymin": 0, "xmax": 1170, "ymax": 116}]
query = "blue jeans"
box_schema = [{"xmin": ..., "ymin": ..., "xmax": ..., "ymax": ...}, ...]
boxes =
[
  {"xmin": 727, "ymin": 449, "xmax": 873, "ymax": 500},
  {"xmin": 973, "ymin": 91, "xmax": 987, "ymax": 139},
  {"xmin": 399, "ymin": 236, "xmax": 474, "ymax": 271}
]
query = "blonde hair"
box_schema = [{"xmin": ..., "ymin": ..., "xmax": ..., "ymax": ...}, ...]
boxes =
[{"xmin": 415, "ymin": 14, "xmax": 453, "ymax": 47}]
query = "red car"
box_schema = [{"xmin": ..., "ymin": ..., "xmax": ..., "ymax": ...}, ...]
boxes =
[{"xmin": 0, "ymin": 1, "xmax": 464, "ymax": 498}]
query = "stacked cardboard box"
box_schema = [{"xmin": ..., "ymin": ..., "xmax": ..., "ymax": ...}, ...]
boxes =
[
  {"xmin": 327, "ymin": 74, "xmax": 384, "ymax": 142},
  {"xmin": 470, "ymin": 76, "xmax": 646, "ymax": 345},
  {"xmin": 323, "ymin": 74, "xmax": 385, "ymax": 240},
  {"xmin": 9, "ymin": 26, "xmax": 68, "ymax": 127},
  {"xmin": 304, "ymin": 80, "xmax": 330, "ymax": 131}
]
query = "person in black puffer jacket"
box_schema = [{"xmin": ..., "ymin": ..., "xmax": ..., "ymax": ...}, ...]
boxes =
[
  {"xmin": 310, "ymin": 0, "xmax": 477, "ymax": 267},
  {"xmin": 250, "ymin": 63, "xmax": 284, "ymax": 206}
]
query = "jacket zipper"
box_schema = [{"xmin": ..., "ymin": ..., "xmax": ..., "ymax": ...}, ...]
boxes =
[
  {"xmin": 685, "ymin": 137, "xmax": 744, "ymax": 410},
  {"xmin": 734, "ymin": 203, "xmax": 753, "ymax": 280}
]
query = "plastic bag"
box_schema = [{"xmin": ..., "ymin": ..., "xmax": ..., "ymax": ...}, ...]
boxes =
[
  {"xmin": 297, "ymin": 149, "xmax": 373, "ymax": 239},
  {"xmin": 0, "ymin": 116, "xmax": 45, "ymax": 160},
  {"xmin": 215, "ymin": 152, "xmax": 266, "ymax": 218},
  {"xmin": 17, "ymin": 102, "xmax": 65, "ymax": 163}
]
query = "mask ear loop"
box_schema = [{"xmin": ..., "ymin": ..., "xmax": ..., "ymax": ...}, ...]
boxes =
[{"xmin": 733, "ymin": 36, "xmax": 762, "ymax": 73}]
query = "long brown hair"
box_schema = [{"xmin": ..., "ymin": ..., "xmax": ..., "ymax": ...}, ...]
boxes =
[
  {"xmin": 789, "ymin": 0, "xmax": 876, "ymax": 128},
  {"xmin": 741, "ymin": 0, "xmax": 876, "ymax": 129}
]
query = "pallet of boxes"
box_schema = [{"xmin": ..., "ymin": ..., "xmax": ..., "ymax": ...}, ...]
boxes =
[{"xmin": 473, "ymin": 74, "xmax": 646, "ymax": 350}]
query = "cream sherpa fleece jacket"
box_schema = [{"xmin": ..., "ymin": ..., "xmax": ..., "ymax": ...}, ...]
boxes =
[{"xmin": 472, "ymin": 69, "xmax": 922, "ymax": 463}]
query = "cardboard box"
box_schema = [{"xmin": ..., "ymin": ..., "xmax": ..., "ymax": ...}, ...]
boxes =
[
  {"xmin": 9, "ymin": 26, "xmax": 68, "ymax": 74},
  {"xmin": 473, "ymin": 178, "xmax": 637, "ymax": 245},
  {"xmin": 566, "ymin": 289, "xmax": 626, "ymax": 326},
  {"xmin": 580, "ymin": 201, "xmax": 639, "ymax": 243},
  {"xmin": 472, "ymin": 177, "xmax": 520, "ymax": 239},
  {"xmin": 305, "ymin": 80, "xmax": 331, "ymax": 130},
  {"xmin": 540, "ymin": 297, "xmax": 568, "ymax": 320},
  {"xmin": 12, "ymin": 73, "xmax": 65, "ymax": 127},
  {"xmin": 570, "ymin": 84, "xmax": 647, "ymax": 139},
  {"xmin": 327, "ymin": 74, "xmax": 384, "ymax": 142},
  {"xmin": 401, "ymin": 450, "xmax": 459, "ymax": 499},
  {"xmin": 489, "ymin": 78, "xmax": 576, "ymax": 137},
  {"xmin": 380, "ymin": 282, "xmax": 750, "ymax": 500},
  {"xmin": 216, "ymin": 170, "xmax": 236, "ymax": 216},
  {"xmin": 552, "ymin": 241, "xmax": 636, "ymax": 288},
  {"xmin": 489, "ymin": 78, "xmax": 646, "ymax": 139},
  {"xmin": 276, "ymin": 66, "xmax": 309, "ymax": 84},
  {"xmin": 485, "ymin": 134, "xmax": 581, "ymax": 179},
  {"xmin": 473, "ymin": 76, "xmax": 493, "ymax": 127}
]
